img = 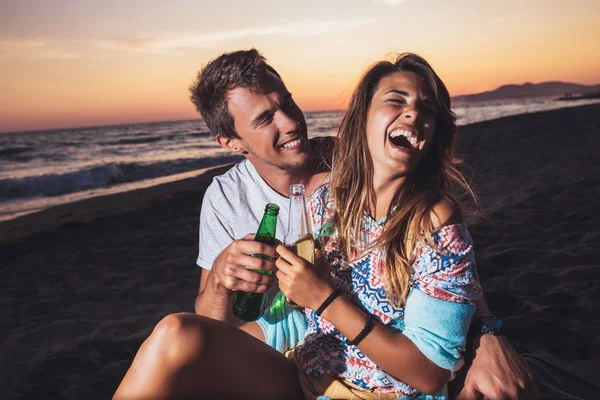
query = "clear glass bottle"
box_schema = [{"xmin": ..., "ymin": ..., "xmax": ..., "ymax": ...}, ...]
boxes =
[
  {"xmin": 276, "ymin": 184, "xmax": 316, "ymax": 308},
  {"xmin": 284, "ymin": 184, "xmax": 315, "ymax": 263}
]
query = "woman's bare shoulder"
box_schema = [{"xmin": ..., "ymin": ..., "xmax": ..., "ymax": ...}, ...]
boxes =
[{"xmin": 430, "ymin": 197, "xmax": 463, "ymax": 230}]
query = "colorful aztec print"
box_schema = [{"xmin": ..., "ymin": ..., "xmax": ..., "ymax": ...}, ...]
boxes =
[{"xmin": 294, "ymin": 185, "xmax": 482, "ymax": 395}]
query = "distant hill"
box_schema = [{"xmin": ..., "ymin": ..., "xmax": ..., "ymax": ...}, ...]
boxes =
[{"xmin": 453, "ymin": 81, "xmax": 600, "ymax": 102}]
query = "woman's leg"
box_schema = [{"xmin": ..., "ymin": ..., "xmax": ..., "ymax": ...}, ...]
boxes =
[{"xmin": 114, "ymin": 313, "xmax": 303, "ymax": 400}]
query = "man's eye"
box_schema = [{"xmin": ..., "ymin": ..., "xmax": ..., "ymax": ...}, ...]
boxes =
[{"xmin": 260, "ymin": 116, "xmax": 274, "ymax": 126}]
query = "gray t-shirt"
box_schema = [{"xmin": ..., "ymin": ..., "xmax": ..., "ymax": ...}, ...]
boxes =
[{"xmin": 197, "ymin": 159, "xmax": 291, "ymax": 270}]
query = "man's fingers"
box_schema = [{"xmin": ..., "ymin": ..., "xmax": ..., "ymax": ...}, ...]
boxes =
[
  {"xmin": 221, "ymin": 273, "xmax": 273, "ymax": 293},
  {"xmin": 220, "ymin": 259, "xmax": 275, "ymax": 289},
  {"xmin": 455, "ymin": 383, "xmax": 483, "ymax": 400},
  {"xmin": 234, "ymin": 265, "xmax": 275, "ymax": 284},
  {"xmin": 520, "ymin": 360, "xmax": 540, "ymax": 400},
  {"xmin": 232, "ymin": 253, "xmax": 278, "ymax": 273},
  {"xmin": 233, "ymin": 280, "xmax": 272, "ymax": 293},
  {"xmin": 235, "ymin": 239, "xmax": 279, "ymax": 259}
]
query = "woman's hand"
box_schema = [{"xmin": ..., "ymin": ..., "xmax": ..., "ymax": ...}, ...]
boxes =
[{"xmin": 275, "ymin": 245, "xmax": 335, "ymax": 310}]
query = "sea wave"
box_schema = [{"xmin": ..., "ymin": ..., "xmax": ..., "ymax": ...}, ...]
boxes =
[
  {"xmin": 103, "ymin": 136, "xmax": 165, "ymax": 146},
  {"xmin": 0, "ymin": 164, "xmax": 126, "ymax": 201},
  {"xmin": 0, "ymin": 146, "xmax": 34, "ymax": 161},
  {"xmin": 0, "ymin": 154, "xmax": 242, "ymax": 202}
]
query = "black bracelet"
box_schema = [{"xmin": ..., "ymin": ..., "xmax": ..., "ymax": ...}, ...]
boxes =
[
  {"xmin": 346, "ymin": 313, "xmax": 375, "ymax": 346},
  {"xmin": 316, "ymin": 288, "xmax": 341, "ymax": 316}
]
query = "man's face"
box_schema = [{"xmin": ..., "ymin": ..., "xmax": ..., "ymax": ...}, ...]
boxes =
[{"xmin": 221, "ymin": 72, "xmax": 311, "ymax": 172}]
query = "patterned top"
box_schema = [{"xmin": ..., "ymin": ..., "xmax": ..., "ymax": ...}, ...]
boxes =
[{"xmin": 294, "ymin": 185, "xmax": 482, "ymax": 395}]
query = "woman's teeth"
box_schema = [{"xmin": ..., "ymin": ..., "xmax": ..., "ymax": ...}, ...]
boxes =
[
  {"xmin": 389, "ymin": 129, "xmax": 418, "ymax": 147},
  {"xmin": 282, "ymin": 139, "xmax": 301, "ymax": 148}
]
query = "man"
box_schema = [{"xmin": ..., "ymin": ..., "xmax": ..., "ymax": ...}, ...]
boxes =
[
  {"xmin": 191, "ymin": 49, "xmax": 330, "ymax": 326},
  {"xmin": 115, "ymin": 49, "xmax": 537, "ymax": 399}
]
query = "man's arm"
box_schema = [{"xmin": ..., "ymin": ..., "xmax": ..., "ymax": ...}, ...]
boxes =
[
  {"xmin": 194, "ymin": 268, "xmax": 233, "ymax": 322},
  {"xmin": 195, "ymin": 181, "xmax": 276, "ymax": 324},
  {"xmin": 451, "ymin": 296, "xmax": 539, "ymax": 399}
]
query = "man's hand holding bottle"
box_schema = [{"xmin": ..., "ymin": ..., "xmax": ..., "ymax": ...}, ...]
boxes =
[{"xmin": 210, "ymin": 232, "xmax": 279, "ymax": 295}]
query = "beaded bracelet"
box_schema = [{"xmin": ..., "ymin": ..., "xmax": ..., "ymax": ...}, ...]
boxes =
[
  {"xmin": 316, "ymin": 288, "xmax": 341, "ymax": 316},
  {"xmin": 346, "ymin": 313, "xmax": 375, "ymax": 346}
]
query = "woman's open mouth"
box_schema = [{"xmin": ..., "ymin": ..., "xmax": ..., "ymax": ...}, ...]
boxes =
[{"xmin": 388, "ymin": 128, "xmax": 418, "ymax": 151}]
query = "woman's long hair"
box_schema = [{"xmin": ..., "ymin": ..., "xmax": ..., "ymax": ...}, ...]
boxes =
[{"xmin": 329, "ymin": 53, "xmax": 475, "ymax": 305}]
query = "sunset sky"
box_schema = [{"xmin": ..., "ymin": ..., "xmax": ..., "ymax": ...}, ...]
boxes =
[{"xmin": 1, "ymin": 0, "xmax": 599, "ymax": 133}]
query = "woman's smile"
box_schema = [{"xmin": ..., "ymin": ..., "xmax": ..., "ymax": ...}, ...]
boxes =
[{"xmin": 388, "ymin": 125, "xmax": 420, "ymax": 152}]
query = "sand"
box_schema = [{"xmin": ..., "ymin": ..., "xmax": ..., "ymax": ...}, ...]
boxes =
[{"xmin": 1, "ymin": 104, "xmax": 599, "ymax": 399}]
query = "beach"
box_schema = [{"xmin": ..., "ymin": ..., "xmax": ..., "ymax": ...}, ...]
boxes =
[{"xmin": 1, "ymin": 104, "xmax": 599, "ymax": 398}]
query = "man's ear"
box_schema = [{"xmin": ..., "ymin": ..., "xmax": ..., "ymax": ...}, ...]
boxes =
[{"xmin": 216, "ymin": 134, "xmax": 246, "ymax": 154}]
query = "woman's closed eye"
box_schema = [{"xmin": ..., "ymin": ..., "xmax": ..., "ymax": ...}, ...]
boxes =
[
  {"xmin": 386, "ymin": 98, "xmax": 408, "ymax": 109},
  {"xmin": 387, "ymin": 98, "xmax": 406, "ymax": 105}
]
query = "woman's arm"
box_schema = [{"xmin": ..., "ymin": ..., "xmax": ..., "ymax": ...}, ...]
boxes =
[{"xmin": 320, "ymin": 292, "xmax": 451, "ymax": 394}]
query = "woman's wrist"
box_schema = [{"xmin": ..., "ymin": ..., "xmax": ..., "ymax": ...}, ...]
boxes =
[
  {"xmin": 318, "ymin": 295, "xmax": 377, "ymax": 349},
  {"xmin": 308, "ymin": 282, "xmax": 334, "ymax": 310},
  {"xmin": 315, "ymin": 287, "xmax": 341, "ymax": 316},
  {"xmin": 318, "ymin": 290, "xmax": 346, "ymax": 321}
]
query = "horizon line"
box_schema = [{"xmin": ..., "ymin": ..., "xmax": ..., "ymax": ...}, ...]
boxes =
[
  {"xmin": 0, "ymin": 109, "xmax": 347, "ymax": 136},
  {"xmin": 3, "ymin": 80, "xmax": 599, "ymax": 135}
]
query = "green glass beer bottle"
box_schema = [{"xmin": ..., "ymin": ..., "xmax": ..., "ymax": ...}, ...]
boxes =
[{"xmin": 232, "ymin": 203, "xmax": 279, "ymax": 321}]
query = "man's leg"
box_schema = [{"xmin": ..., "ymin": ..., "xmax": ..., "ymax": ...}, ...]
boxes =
[{"xmin": 114, "ymin": 313, "xmax": 303, "ymax": 400}]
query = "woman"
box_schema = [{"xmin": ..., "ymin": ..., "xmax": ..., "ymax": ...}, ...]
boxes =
[
  {"xmin": 115, "ymin": 53, "xmax": 480, "ymax": 399},
  {"xmin": 267, "ymin": 53, "xmax": 481, "ymax": 398}
]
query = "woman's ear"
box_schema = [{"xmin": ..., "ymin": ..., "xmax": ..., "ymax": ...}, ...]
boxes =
[{"xmin": 216, "ymin": 134, "xmax": 247, "ymax": 154}]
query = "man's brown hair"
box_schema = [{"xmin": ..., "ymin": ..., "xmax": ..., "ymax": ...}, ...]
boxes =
[{"xmin": 189, "ymin": 49, "xmax": 281, "ymax": 139}]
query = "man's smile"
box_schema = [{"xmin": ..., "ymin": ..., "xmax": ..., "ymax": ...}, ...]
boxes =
[{"xmin": 279, "ymin": 137, "xmax": 303, "ymax": 149}]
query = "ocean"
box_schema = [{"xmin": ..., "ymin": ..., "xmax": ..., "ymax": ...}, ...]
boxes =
[{"xmin": 1, "ymin": 97, "xmax": 598, "ymax": 222}]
